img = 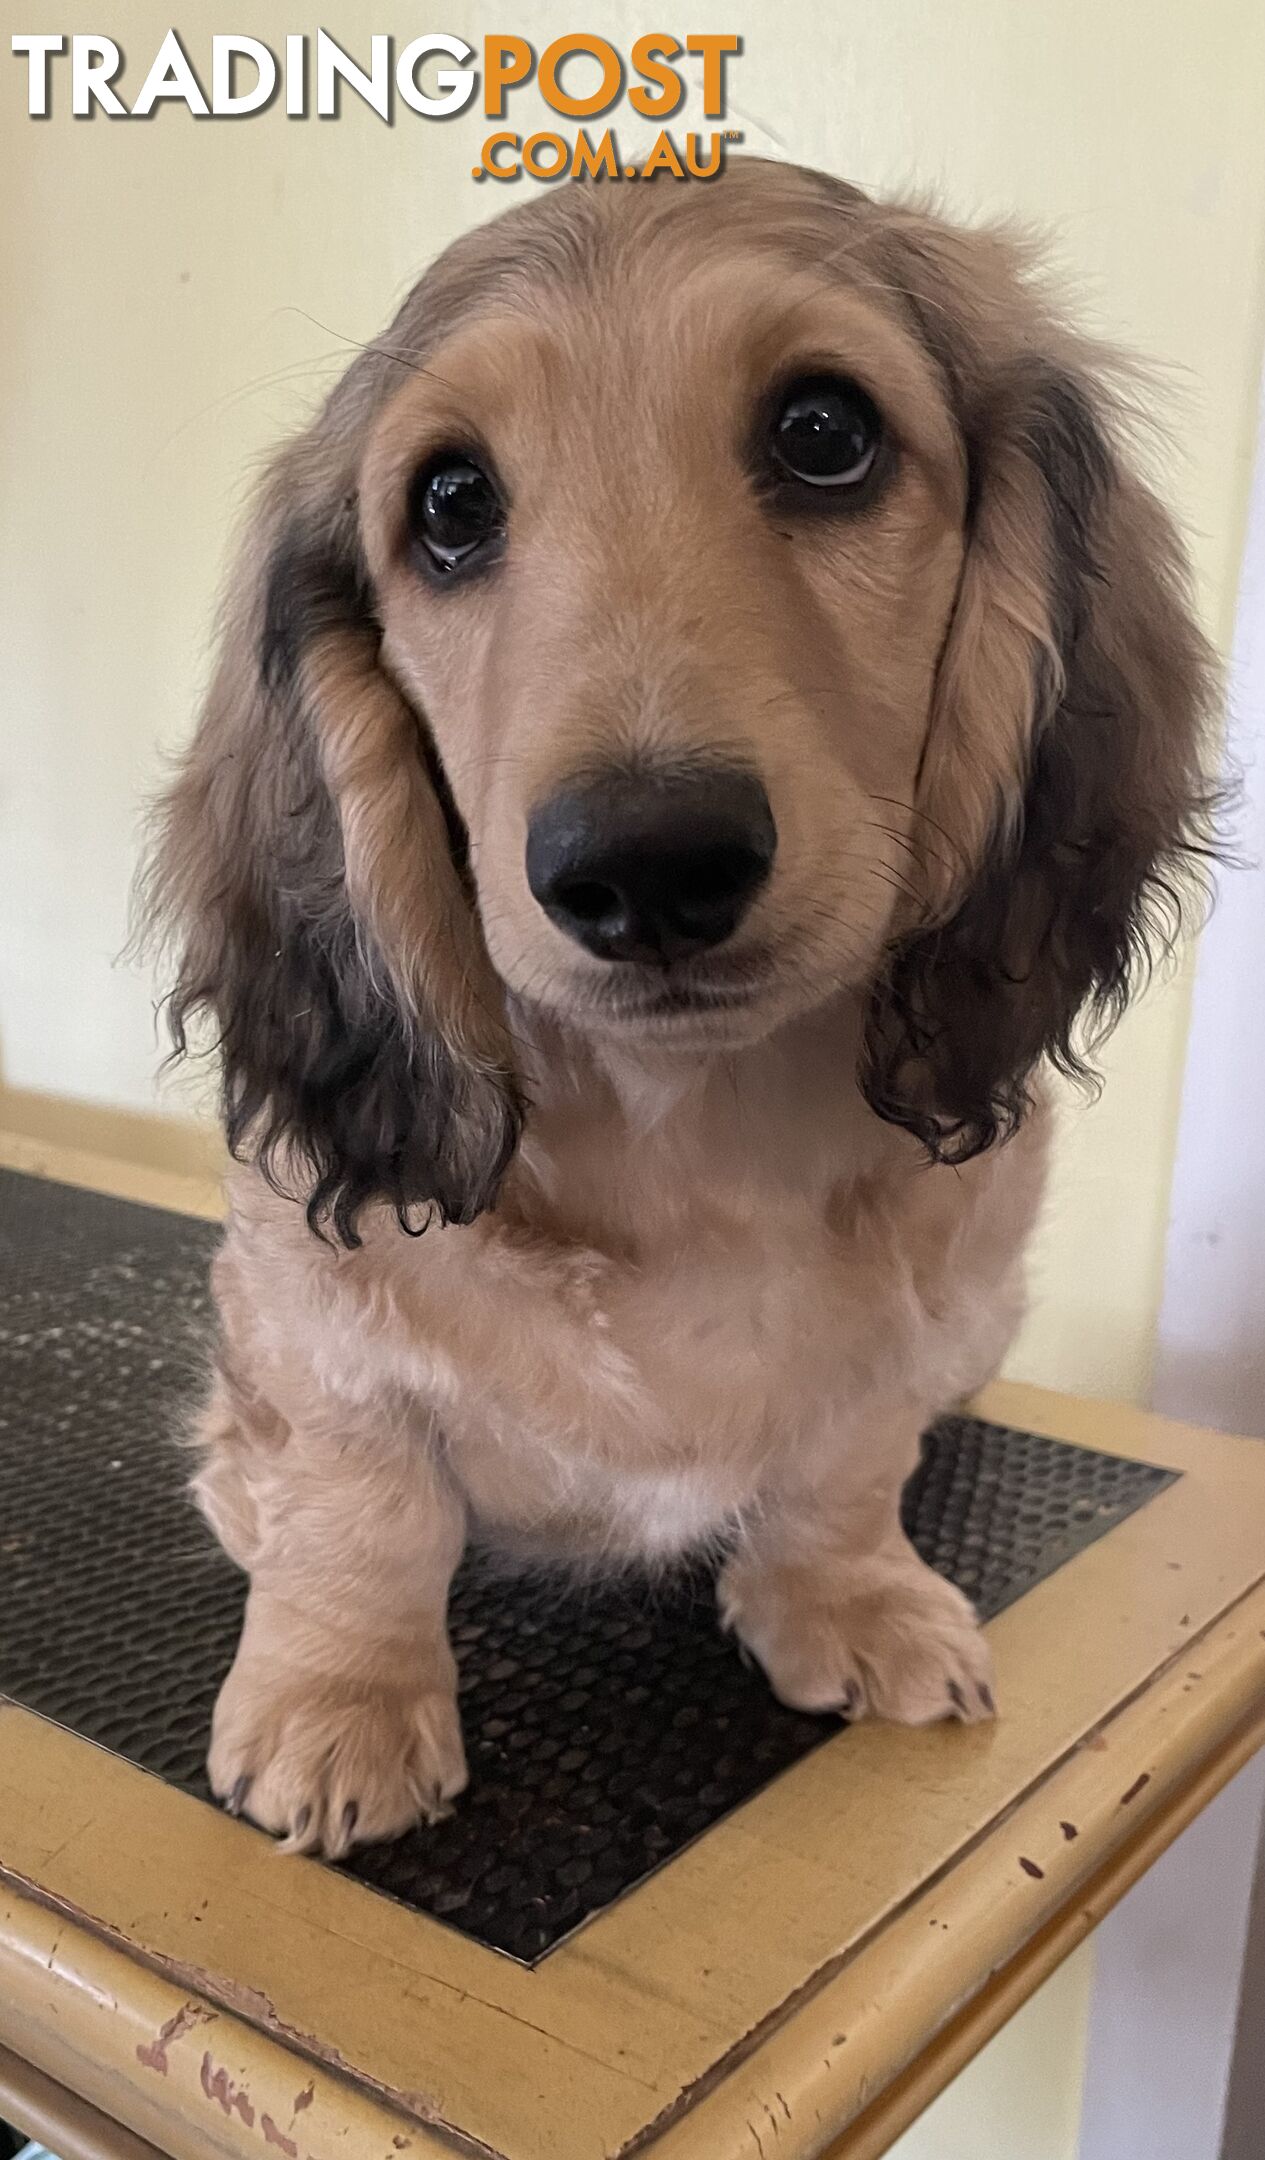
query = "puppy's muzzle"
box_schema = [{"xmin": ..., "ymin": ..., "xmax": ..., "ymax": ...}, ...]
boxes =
[{"xmin": 526, "ymin": 766, "xmax": 776, "ymax": 965}]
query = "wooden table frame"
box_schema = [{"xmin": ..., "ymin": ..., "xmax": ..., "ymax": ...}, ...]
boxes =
[{"xmin": 3, "ymin": 1131, "xmax": 1264, "ymax": 2160}]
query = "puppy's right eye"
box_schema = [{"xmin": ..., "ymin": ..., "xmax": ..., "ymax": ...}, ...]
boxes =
[
  {"xmin": 408, "ymin": 454, "xmax": 504, "ymax": 576},
  {"xmin": 770, "ymin": 375, "xmax": 883, "ymax": 490}
]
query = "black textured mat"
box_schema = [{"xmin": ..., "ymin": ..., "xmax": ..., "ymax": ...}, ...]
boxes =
[{"xmin": 0, "ymin": 1166, "xmax": 1177, "ymax": 1961}]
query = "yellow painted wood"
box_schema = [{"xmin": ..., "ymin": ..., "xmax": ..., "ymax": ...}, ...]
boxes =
[
  {"xmin": 0, "ymin": 1093, "xmax": 225, "ymax": 1191},
  {"xmin": 0, "ymin": 1129, "xmax": 223, "ymax": 1224},
  {"xmin": 812, "ymin": 1703, "xmax": 1265, "ymax": 2160},
  {"xmin": 0, "ymin": 2041, "xmax": 182, "ymax": 2160},
  {"xmin": 639, "ymin": 1585, "xmax": 1265, "ymax": 2158},
  {"xmin": 0, "ymin": 1887, "xmax": 450, "ymax": 2160},
  {"xmin": 0, "ymin": 1713, "xmax": 677, "ymax": 2157}
]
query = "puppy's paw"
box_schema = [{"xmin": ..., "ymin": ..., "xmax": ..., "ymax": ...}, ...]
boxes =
[
  {"xmin": 208, "ymin": 1655, "xmax": 467, "ymax": 1858},
  {"xmin": 720, "ymin": 1549, "xmax": 996, "ymax": 1727}
]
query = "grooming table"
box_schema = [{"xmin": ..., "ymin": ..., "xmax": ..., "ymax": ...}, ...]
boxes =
[{"xmin": 2, "ymin": 1135, "xmax": 1264, "ymax": 2160}]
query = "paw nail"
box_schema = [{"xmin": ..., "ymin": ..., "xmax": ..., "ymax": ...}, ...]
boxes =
[
  {"xmin": 978, "ymin": 1683, "xmax": 996, "ymax": 1714},
  {"xmin": 947, "ymin": 1681, "xmax": 968, "ymax": 1715},
  {"xmin": 225, "ymin": 1775, "xmax": 250, "ymax": 1818},
  {"xmin": 840, "ymin": 1683, "xmax": 859, "ymax": 1717},
  {"xmin": 341, "ymin": 1802, "xmax": 358, "ymax": 1842},
  {"xmin": 293, "ymin": 1806, "xmax": 311, "ymax": 1839}
]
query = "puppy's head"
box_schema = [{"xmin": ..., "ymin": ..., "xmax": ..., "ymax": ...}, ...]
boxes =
[{"xmin": 148, "ymin": 162, "xmax": 1217, "ymax": 1241}]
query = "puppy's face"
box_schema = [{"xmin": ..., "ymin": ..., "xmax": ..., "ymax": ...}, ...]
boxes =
[
  {"xmin": 153, "ymin": 161, "xmax": 1214, "ymax": 1242},
  {"xmin": 359, "ymin": 180, "xmax": 965, "ymax": 1049}
]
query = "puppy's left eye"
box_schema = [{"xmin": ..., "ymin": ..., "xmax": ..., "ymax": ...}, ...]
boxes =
[
  {"xmin": 771, "ymin": 375, "xmax": 883, "ymax": 488},
  {"xmin": 408, "ymin": 453, "xmax": 504, "ymax": 575}
]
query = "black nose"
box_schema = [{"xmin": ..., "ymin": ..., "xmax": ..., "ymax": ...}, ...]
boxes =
[{"xmin": 526, "ymin": 766, "xmax": 776, "ymax": 964}]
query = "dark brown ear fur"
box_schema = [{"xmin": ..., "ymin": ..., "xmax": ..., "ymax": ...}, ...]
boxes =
[
  {"xmin": 862, "ymin": 217, "xmax": 1222, "ymax": 1161},
  {"xmin": 145, "ymin": 435, "xmax": 520, "ymax": 1247}
]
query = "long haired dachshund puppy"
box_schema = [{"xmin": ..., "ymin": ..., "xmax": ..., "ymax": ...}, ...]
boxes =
[{"xmin": 148, "ymin": 161, "xmax": 1217, "ymax": 1856}]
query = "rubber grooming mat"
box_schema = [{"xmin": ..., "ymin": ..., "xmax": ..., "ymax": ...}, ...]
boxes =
[{"xmin": 0, "ymin": 1166, "xmax": 1178, "ymax": 1961}]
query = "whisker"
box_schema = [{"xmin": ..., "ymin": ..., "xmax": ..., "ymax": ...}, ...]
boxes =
[
  {"xmin": 153, "ymin": 353, "xmax": 352, "ymax": 461},
  {"xmin": 868, "ymin": 795, "xmax": 971, "ymax": 876},
  {"xmin": 273, "ymin": 307, "xmax": 460, "ymax": 393}
]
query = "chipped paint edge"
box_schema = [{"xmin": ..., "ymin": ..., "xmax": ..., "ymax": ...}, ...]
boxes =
[{"xmin": 0, "ymin": 1882, "xmax": 494, "ymax": 2160}]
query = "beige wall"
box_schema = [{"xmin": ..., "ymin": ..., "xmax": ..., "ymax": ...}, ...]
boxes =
[{"xmin": 3, "ymin": 11, "xmax": 1263, "ymax": 2152}]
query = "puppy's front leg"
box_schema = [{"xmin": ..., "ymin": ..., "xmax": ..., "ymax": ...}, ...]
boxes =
[
  {"xmin": 720, "ymin": 1403, "xmax": 996, "ymax": 1727},
  {"xmin": 204, "ymin": 1400, "xmax": 468, "ymax": 1857}
]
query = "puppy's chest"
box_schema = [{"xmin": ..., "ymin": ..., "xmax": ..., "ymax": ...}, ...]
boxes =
[{"xmin": 437, "ymin": 1221, "xmax": 901, "ymax": 1559}]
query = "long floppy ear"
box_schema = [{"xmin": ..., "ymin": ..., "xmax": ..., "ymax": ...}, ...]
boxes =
[
  {"xmin": 144, "ymin": 421, "xmax": 521, "ymax": 1246},
  {"xmin": 862, "ymin": 214, "xmax": 1222, "ymax": 1161}
]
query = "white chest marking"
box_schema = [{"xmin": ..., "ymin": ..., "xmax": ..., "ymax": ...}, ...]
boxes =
[{"xmin": 594, "ymin": 1463, "xmax": 741, "ymax": 1557}]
